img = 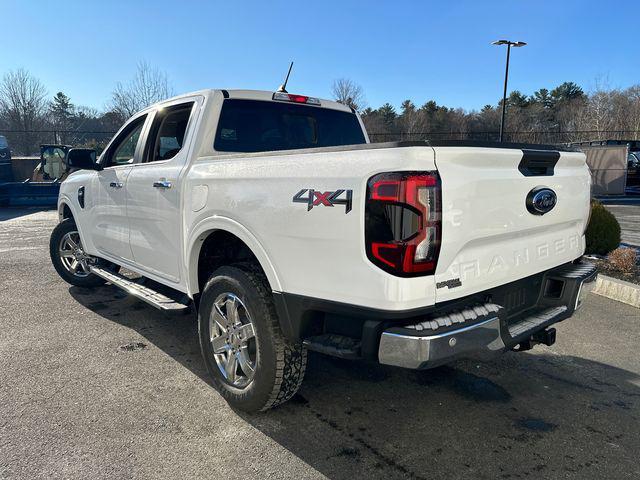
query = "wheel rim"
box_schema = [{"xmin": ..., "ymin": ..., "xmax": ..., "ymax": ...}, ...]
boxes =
[
  {"xmin": 58, "ymin": 231, "xmax": 92, "ymax": 278},
  {"xmin": 209, "ymin": 293, "xmax": 257, "ymax": 388}
]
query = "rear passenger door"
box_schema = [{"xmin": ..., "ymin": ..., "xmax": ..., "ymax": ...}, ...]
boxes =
[{"xmin": 125, "ymin": 99, "xmax": 199, "ymax": 286}]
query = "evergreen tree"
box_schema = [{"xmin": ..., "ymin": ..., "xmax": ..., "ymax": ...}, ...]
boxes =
[
  {"xmin": 532, "ymin": 88, "xmax": 552, "ymax": 108},
  {"xmin": 401, "ymin": 99, "xmax": 415, "ymax": 114},
  {"xmin": 50, "ymin": 92, "xmax": 74, "ymax": 121},
  {"xmin": 378, "ymin": 103, "xmax": 397, "ymax": 128},
  {"xmin": 550, "ymin": 82, "xmax": 584, "ymax": 102},
  {"xmin": 50, "ymin": 92, "xmax": 75, "ymax": 140},
  {"xmin": 508, "ymin": 90, "xmax": 529, "ymax": 108}
]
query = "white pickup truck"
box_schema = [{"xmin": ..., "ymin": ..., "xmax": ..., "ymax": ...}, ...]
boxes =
[{"xmin": 50, "ymin": 89, "xmax": 597, "ymax": 412}]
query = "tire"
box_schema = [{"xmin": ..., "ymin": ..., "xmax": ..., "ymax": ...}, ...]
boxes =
[
  {"xmin": 198, "ymin": 265, "xmax": 307, "ymax": 412},
  {"xmin": 49, "ymin": 218, "xmax": 108, "ymax": 288}
]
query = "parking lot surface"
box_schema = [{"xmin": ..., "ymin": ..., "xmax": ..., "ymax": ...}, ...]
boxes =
[
  {"xmin": 1, "ymin": 208, "xmax": 639, "ymax": 480},
  {"xmin": 604, "ymin": 203, "xmax": 640, "ymax": 248}
]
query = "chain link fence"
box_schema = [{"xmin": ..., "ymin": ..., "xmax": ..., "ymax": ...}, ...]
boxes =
[
  {"xmin": 2, "ymin": 129, "xmax": 639, "ymax": 156},
  {"xmin": 368, "ymin": 130, "xmax": 640, "ymax": 145},
  {"xmin": 0, "ymin": 130, "xmax": 117, "ymax": 156}
]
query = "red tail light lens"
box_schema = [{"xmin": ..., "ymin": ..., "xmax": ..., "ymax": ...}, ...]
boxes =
[
  {"xmin": 289, "ymin": 94, "xmax": 309, "ymax": 103},
  {"xmin": 272, "ymin": 92, "xmax": 321, "ymax": 105},
  {"xmin": 365, "ymin": 172, "xmax": 441, "ymax": 277}
]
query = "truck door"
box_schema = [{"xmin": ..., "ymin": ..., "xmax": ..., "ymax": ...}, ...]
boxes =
[
  {"xmin": 125, "ymin": 99, "xmax": 198, "ymax": 286},
  {"xmin": 88, "ymin": 113, "xmax": 148, "ymax": 262}
]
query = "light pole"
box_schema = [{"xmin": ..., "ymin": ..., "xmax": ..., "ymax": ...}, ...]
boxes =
[{"xmin": 492, "ymin": 40, "xmax": 526, "ymax": 142}]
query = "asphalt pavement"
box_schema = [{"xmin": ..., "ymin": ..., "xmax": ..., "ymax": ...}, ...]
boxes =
[
  {"xmin": 1, "ymin": 208, "xmax": 639, "ymax": 480},
  {"xmin": 604, "ymin": 203, "xmax": 640, "ymax": 248}
]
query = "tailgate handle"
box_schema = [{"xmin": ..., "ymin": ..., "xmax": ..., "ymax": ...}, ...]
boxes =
[{"xmin": 518, "ymin": 149, "xmax": 560, "ymax": 177}]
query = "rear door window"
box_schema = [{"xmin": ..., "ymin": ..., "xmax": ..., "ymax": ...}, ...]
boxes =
[
  {"xmin": 214, "ymin": 99, "xmax": 365, "ymax": 152},
  {"xmin": 145, "ymin": 103, "xmax": 194, "ymax": 163}
]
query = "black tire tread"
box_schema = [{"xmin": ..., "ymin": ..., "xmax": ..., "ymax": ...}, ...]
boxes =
[
  {"xmin": 200, "ymin": 264, "xmax": 306, "ymax": 411},
  {"xmin": 49, "ymin": 219, "xmax": 105, "ymax": 288}
]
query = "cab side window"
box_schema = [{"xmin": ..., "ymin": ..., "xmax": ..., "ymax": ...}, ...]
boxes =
[
  {"xmin": 103, "ymin": 115, "xmax": 147, "ymax": 167},
  {"xmin": 145, "ymin": 103, "xmax": 194, "ymax": 163}
]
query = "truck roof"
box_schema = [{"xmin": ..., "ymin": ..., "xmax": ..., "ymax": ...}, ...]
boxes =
[{"xmin": 146, "ymin": 89, "xmax": 353, "ymax": 114}]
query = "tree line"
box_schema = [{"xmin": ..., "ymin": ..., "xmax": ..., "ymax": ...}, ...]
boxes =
[
  {"xmin": 1, "ymin": 64, "xmax": 639, "ymax": 155},
  {"xmin": 333, "ymin": 78, "xmax": 640, "ymax": 144},
  {"xmin": 0, "ymin": 62, "xmax": 171, "ymax": 155}
]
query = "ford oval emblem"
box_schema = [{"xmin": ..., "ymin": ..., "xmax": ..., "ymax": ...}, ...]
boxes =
[{"xmin": 526, "ymin": 187, "xmax": 557, "ymax": 215}]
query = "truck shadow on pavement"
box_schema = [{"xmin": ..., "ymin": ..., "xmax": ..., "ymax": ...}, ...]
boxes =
[
  {"xmin": 70, "ymin": 285, "xmax": 640, "ymax": 480},
  {"xmin": 0, "ymin": 207, "xmax": 55, "ymax": 222}
]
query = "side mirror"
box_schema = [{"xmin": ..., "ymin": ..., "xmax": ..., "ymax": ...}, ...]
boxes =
[{"xmin": 66, "ymin": 148, "xmax": 101, "ymax": 171}]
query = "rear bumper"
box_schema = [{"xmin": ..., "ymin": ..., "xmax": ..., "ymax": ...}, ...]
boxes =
[
  {"xmin": 378, "ymin": 313, "xmax": 504, "ymax": 369},
  {"xmin": 378, "ymin": 261, "xmax": 597, "ymax": 369}
]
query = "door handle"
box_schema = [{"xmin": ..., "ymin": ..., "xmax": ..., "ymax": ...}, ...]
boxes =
[
  {"xmin": 109, "ymin": 182, "xmax": 123, "ymax": 188},
  {"xmin": 153, "ymin": 180, "xmax": 172, "ymax": 189}
]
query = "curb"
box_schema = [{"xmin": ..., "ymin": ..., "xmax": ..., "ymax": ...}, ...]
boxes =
[{"xmin": 592, "ymin": 274, "xmax": 640, "ymax": 308}]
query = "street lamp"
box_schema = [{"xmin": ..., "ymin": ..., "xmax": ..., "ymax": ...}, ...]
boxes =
[{"xmin": 492, "ymin": 39, "xmax": 526, "ymax": 142}]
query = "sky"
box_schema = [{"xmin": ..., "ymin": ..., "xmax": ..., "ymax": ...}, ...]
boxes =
[{"xmin": 2, "ymin": 0, "xmax": 639, "ymax": 113}]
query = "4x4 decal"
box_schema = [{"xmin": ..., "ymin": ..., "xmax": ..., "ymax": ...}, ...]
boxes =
[{"xmin": 293, "ymin": 189, "xmax": 353, "ymax": 213}]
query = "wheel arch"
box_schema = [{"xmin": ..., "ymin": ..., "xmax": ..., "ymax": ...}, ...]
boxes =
[
  {"xmin": 58, "ymin": 198, "xmax": 75, "ymax": 222},
  {"xmin": 187, "ymin": 217, "xmax": 282, "ymax": 297},
  {"xmin": 56, "ymin": 197, "xmax": 94, "ymax": 254}
]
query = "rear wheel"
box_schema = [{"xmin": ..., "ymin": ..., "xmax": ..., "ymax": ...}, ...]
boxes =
[
  {"xmin": 49, "ymin": 219, "xmax": 109, "ymax": 287},
  {"xmin": 198, "ymin": 265, "xmax": 307, "ymax": 412}
]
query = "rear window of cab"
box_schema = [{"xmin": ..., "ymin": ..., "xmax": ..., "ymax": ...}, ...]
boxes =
[{"xmin": 214, "ymin": 99, "xmax": 366, "ymax": 153}]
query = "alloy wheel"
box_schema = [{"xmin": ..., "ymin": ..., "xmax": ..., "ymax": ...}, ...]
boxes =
[
  {"xmin": 58, "ymin": 231, "xmax": 92, "ymax": 278},
  {"xmin": 209, "ymin": 293, "xmax": 257, "ymax": 388}
]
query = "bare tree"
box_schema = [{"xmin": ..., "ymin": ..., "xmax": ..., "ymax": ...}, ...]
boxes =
[
  {"xmin": 110, "ymin": 61, "xmax": 173, "ymax": 122},
  {"xmin": 398, "ymin": 100, "xmax": 426, "ymax": 140},
  {"xmin": 331, "ymin": 78, "xmax": 367, "ymax": 111},
  {"xmin": 0, "ymin": 68, "xmax": 49, "ymax": 154},
  {"xmin": 622, "ymin": 85, "xmax": 640, "ymax": 138},
  {"xmin": 582, "ymin": 89, "xmax": 616, "ymax": 138}
]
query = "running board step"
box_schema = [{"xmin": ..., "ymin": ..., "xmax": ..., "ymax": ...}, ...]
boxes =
[
  {"xmin": 508, "ymin": 305, "xmax": 568, "ymax": 338},
  {"xmin": 89, "ymin": 266, "xmax": 189, "ymax": 311},
  {"xmin": 303, "ymin": 334, "xmax": 361, "ymax": 359}
]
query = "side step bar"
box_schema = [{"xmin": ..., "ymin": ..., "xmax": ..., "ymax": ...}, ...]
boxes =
[{"xmin": 89, "ymin": 266, "xmax": 190, "ymax": 311}]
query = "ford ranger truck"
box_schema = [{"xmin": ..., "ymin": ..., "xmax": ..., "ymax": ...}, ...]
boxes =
[{"xmin": 49, "ymin": 89, "xmax": 597, "ymax": 412}]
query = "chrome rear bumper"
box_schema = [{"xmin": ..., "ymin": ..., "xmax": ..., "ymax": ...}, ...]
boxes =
[
  {"xmin": 378, "ymin": 315, "xmax": 505, "ymax": 369},
  {"xmin": 378, "ymin": 261, "xmax": 597, "ymax": 370}
]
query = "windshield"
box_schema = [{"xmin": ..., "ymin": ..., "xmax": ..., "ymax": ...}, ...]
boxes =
[
  {"xmin": 214, "ymin": 99, "xmax": 366, "ymax": 153},
  {"xmin": 0, "ymin": 136, "xmax": 8, "ymax": 148}
]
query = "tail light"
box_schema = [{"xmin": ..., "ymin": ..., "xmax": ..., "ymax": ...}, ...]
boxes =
[{"xmin": 365, "ymin": 172, "xmax": 441, "ymax": 277}]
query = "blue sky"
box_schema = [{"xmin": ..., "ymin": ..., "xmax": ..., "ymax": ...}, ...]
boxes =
[{"xmin": 2, "ymin": 0, "xmax": 638, "ymax": 112}]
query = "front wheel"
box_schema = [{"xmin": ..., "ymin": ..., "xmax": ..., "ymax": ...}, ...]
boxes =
[
  {"xmin": 198, "ymin": 265, "xmax": 307, "ymax": 412},
  {"xmin": 49, "ymin": 219, "xmax": 108, "ymax": 288}
]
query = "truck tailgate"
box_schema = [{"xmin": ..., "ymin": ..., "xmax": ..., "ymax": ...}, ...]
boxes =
[{"xmin": 433, "ymin": 146, "xmax": 591, "ymax": 302}]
